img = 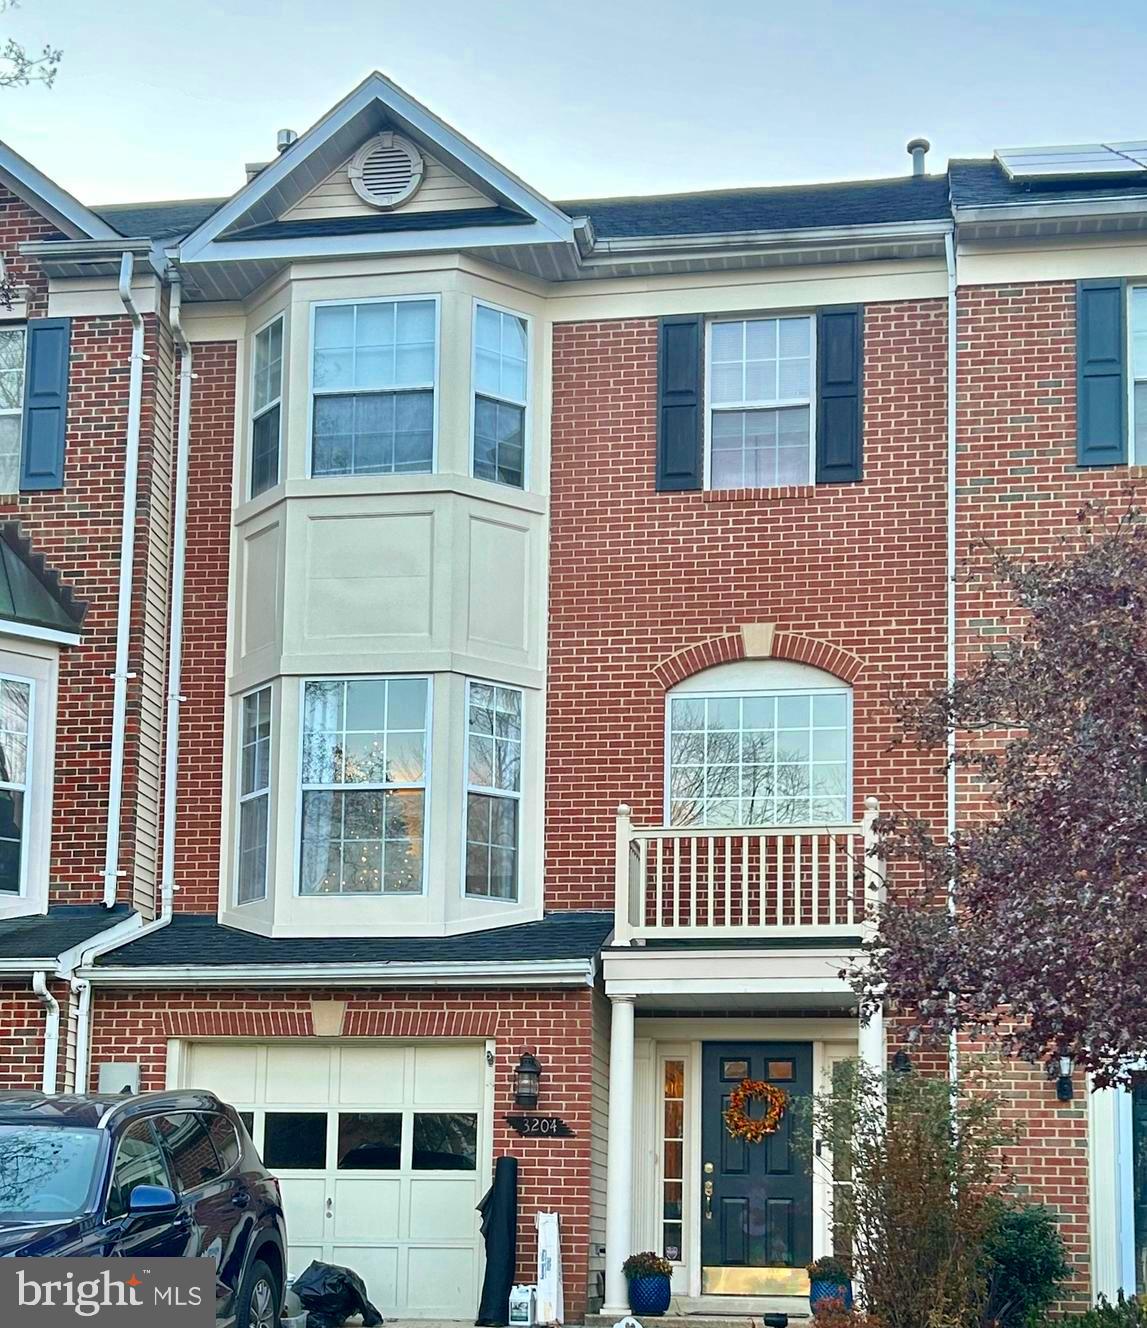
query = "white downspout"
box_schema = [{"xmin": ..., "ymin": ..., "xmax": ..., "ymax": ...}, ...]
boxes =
[
  {"xmin": 72, "ymin": 269, "xmax": 193, "ymax": 1091},
  {"xmin": 944, "ymin": 228, "xmax": 959, "ymax": 1093},
  {"xmin": 32, "ymin": 971, "xmax": 59, "ymax": 1094},
  {"xmin": 103, "ymin": 251, "xmax": 146, "ymax": 908}
]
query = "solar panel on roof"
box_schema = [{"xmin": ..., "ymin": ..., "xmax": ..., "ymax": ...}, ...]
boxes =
[{"xmin": 996, "ymin": 142, "xmax": 1147, "ymax": 180}]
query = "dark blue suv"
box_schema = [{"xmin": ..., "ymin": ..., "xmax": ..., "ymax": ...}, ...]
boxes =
[{"xmin": 0, "ymin": 1091, "xmax": 286, "ymax": 1328}]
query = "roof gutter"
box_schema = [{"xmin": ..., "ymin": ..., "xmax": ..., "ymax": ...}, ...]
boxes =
[
  {"xmin": 953, "ymin": 196, "xmax": 1147, "ymax": 226},
  {"xmin": 78, "ymin": 957, "xmax": 599, "ymax": 987},
  {"xmin": 584, "ymin": 217, "xmax": 952, "ymax": 259}
]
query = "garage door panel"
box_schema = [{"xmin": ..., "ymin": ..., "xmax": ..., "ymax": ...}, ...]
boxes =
[
  {"xmin": 405, "ymin": 1247, "xmax": 475, "ymax": 1310},
  {"xmin": 333, "ymin": 1245, "xmax": 398, "ymax": 1310},
  {"xmin": 184, "ymin": 1044, "xmax": 258, "ymax": 1100},
  {"xmin": 286, "ymin": 1246, "xmax": 324, "ymax": 1285},
  {"xmin": 412, "ymin": 1045, "xmax": 482, "ymax": 1104},
  {"xmin": 333, "ymin": 1177, "xmax": 400, "ymax": 1240},
  {"xmin": 266, "ymin": 1045, "xmax": 333, "ymax": 1103},
  {"xmin": 408, "ymin": 1178, "xmax": 479, "ymax": 1239},
  {"xmin": 279, "ymin": 1177, "xmax": 328, "ymax": 1242},
  {"xmin": 338, "ymin": 1046, "xmax": 406, "ymax": 1105}
]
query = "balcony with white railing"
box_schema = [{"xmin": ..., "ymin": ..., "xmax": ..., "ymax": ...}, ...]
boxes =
[{"xmin": 612, "ymin": 795, "xmax": 885, "ymax": 945}]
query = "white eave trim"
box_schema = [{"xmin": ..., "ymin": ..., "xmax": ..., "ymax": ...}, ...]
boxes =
[
  {"xmin": 585, "ymin": 217, "xmax": 953, "ymax": 259},
  {"xmin": 0, "ymin": 618, "xmax": 82, "ymax": 647},
  {"xmin": 179, "ymin": 71, "xmax": 578, "ymax": 262},
  {"xmin": 953, "ymin": 196, "xmax": 1147, "ymax": 225},
  {"xmin": 79, "ymin": 956, "xmax": 597, "ymax": 987},
  {"xmin": 0, "ymin": 143, "xmax": 120, "ymax": 242}
]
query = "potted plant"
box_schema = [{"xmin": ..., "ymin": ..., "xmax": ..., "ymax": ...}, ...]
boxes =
[
  {"xmin": 622, "ymin": 1252, "xmax": 673, "ymax": 1316},
  {"xmin": 807, "ymin": 1256, "xmax": 853, "ymax": 1312}
]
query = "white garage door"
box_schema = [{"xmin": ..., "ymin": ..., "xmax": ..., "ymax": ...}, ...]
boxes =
[{"xmin": 183, "ymin": 1041, "xmax": 489, "ymax": 1319}]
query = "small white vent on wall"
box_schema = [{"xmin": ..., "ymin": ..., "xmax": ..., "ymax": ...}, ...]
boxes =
[{"xmin": 348, "ymin": 133, "xmax": 425, "ymax": 210}]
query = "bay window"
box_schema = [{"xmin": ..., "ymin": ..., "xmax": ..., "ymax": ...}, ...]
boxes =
[
  {"xmin": 464, "ymin": 680, "xmax": 521, "ymax": 899},
  {"xmin": 472, "ymin": 304, "xmax": 528, "ymax": 488},
  {"xmin": 250, "ymin": 316, "xmax": 283, "ymax": 497},
  {"xmin": 668, "ymin": 685, "xmax": 849, "ymax": 828},
  {"xmin": 0, "ymin": 327, "xmax": 25, "ymax": 495},
  {"xmin": 0, "ymin": 675, "xmax": 30, "ymax": 894},
  {"xmin": 299, "ymin": 677, "xmax": 429, "ymax": 895},
  {"xmin": 707, "ymin": 315, "xmax": 814, "ymax": 489},
  {"xmin": 236, "ymin": 686, "xmax": 271, "ymax": 904},
  {"xmin": 311, "ymin": 298, "xmax": 436, "ymax": 477}
]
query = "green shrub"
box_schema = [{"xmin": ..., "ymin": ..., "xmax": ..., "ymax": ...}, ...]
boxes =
[
  {"xmin": 1057, "ymin": 1294, "xmax": 1147, "ymax": 1328},
  {"xmin": 981, "ymin": 1202, "xmax": 1069, "ymax": 1327}
]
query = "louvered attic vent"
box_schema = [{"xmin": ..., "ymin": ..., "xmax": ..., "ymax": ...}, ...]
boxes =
[{"xmin": 348, "ymin": 133, "xmax": 425, "ymax": 209}]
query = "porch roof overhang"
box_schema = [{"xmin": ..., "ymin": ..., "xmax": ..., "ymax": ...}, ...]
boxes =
[{"xmin": 602, "ymin": 943, "xmax": 861, "ymax": 1008}]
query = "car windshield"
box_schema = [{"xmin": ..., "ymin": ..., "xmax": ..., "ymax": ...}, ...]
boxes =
[{"xmin": 0, "ymin": 1125, "xmax": 104, "ymax": 1220}]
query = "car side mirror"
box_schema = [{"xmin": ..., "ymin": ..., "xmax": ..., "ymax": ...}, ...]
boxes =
[{"xmin": 127, "ymin": 1184, "xmax": 179, "ymax": 1215}]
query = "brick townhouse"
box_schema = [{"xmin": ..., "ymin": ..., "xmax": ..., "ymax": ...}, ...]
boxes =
[{"xmin": 0, "ymin": 76, "xmax": 1144, "ymax": 1320}]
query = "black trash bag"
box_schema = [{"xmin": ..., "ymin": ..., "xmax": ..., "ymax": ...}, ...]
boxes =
[
  {"xmin": 475, "ymin": 1155, "xmax": 518, "ymax": 1325},
  {"xmin": 292, "ymin": 1259, "xmax": 384, "ymax": 1328}
]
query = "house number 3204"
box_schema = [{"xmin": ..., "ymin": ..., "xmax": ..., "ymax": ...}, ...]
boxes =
[{"xmin": 505, "ymin": 1114, "xmax": 574, "ymax": 1137}]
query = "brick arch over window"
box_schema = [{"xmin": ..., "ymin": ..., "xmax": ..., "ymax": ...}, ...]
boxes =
[{"xmin": 651, "ymin": 624, "xmax": 867, "ymax": 690}]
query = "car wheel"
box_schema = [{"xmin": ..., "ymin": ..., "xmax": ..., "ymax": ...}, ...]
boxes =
[{"xmin": 236, "ymin": 1258, "xmax": 280, "ymax": 1328}]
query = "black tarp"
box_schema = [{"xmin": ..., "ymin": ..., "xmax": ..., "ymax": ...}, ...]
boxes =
[
  {"xmin": 476, "ymin": 1154, "xmax": 519, "ymax": 1326},
  {"xmin": 292, "ymin": 1259, "xmax": 384, "ymax": 1328}
]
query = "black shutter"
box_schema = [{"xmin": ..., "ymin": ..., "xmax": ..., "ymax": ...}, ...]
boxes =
[
  {"xmin": 656, "ymin": 314, "xmax": 703, "ymax": 491},
  {"xmin": 815, "ymin": 305, "xmax": 863, "ymax": 484},
  {"xmin": 1077, "ymin": 278, "xmax": 1127, "ymax": 467},
  {"xmin": 19, "ymin": 317, "xmax": 70, "ymax": 491}
]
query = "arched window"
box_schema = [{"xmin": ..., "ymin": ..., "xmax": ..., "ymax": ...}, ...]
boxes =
[{"xmin": 666, "ymin": 659, "xmax": 851, "ymax": 828}]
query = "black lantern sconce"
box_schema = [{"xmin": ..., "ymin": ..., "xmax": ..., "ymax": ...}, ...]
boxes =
[
  {"xmin": 891, "ymin": 1049, "xmax": 913, "ymax": 1074},
  {"xmin": 514, "ymin": 1052, "xmax": 543, "ymax": 1108},
  {"xmin": 1045, "ymin": 1054, "xmax": 1074, "ymax": 1102}
]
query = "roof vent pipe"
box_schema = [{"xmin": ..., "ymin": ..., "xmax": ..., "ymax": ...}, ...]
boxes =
[
  {"xmin": 907, "ymin": 137, "xmax": 931, "ymax": 176},
  {"xmin": 276, "ymin": 129, "xmax": 298, "ymax": 154}
]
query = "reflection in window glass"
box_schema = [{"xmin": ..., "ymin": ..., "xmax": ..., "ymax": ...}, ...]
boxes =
[
  {"xmin": 154, "ymin": 1113, "xmax": 222, "ymax": 1192},
  {"xmin": 708, "ymin": 316, "xmax": 813, "ymax": 490},
  {"xmin": 205, "ymin": 1114, "xmax": 241, "ymax": 1172},
  {"xmin": 312, "ymin": 300, "xmax": 436, "ymax": 476},
  {"xmin": 668, "ymin": 689, "xmax": 849, "ymax": 827},
  {"xmin": 300, "ymin": 677, "xmax": 428, "ymax": 895},
  {"xmin": 237, "ymin": 687, "xmax": 271, "ymax": 904},
  {"xmin": 0, "ymin": 327, "xmax": 25, "ymax": 495},
  {"xmin": 251, "ymin": 317, "xmax": 283, "ymax": 497},
  {"xmin": 465, "ymin": 681, "xmax": 522, "ymax": 900},
  {"xmin": 337, "ymin": 1113, "xmax": 401, "ymax": 1170},
  {"xmin": 263, "ymin": 1112, "xmax": 327, "ymax": 1170},
  {"xmin": 412, "ymin": 1113, "xmax": 477, "ymax": 1170},
  {"xmin": 0, "ymin": 677, "xmax": 31, "ymax": 895},
  {"xmin": 0, "ymin": 1124, "xmax": 102, "ymax": 1220},
  {"xmin": 1133, "ymin": 289, "xmax": 1147, "ymax": 467},
  {"xmin": 106, "ymin": 1121, "xmax": 168, "ymax": 1218},
  {"xmin": 473, "ymin": 305, "xmax": 527, "ymax": 488},
  {"xmin": 662, "ymin": 1059, "xmax": 685, "ymax": 1262}
]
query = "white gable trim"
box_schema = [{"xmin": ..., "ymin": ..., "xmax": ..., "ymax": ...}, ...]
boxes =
[
  {"xmin": 0, "ymin": 141, "xmax": 119, "ymax": 241},
  {"xmin": 179, "ymin": 71, "xmax": 578, "ymax": 263}
]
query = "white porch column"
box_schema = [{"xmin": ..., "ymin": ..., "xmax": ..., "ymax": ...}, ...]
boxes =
[
  {"xmin": 858, "ymin": 1002, "xmax": 885, "ymax": 1079},
  {"xmin": 603, "ymin": 994, "xmax": 636, "ymax": 1316},
  {"xmin": 858, "ymin": 795, "xmax": 887, "ymax": 1079}
]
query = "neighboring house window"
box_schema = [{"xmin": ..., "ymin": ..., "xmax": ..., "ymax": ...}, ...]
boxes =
[
  {"xmin": 0, "ymin": 676, "xmax": 31, "ymax": 895},
  {"xmin": 300, "ymin": 677, "xmax": 428, "ymax": 894},
  {"xmin": 236, "ymin": 686, "xmax": 271, "ymax": 904},
  {"xmin": 464, "ymin": 680, "xmax": 521, "ymax": 899},
  {"xmin": 667, "ymin": 686, "xmax": 849, "ymax": 827},
  {"xmin": 0, "ymin": 327, "xmax": 26, "ymax": 495},
  {"xmin": 251, "ymin": 317, "xmax": 283, "ymax": 497},
  {"xmin": 472, "ymin": 304, "xmax": 527, "ymax": 488},
  {"xmin": 707, "ymin": 315, "xmax": 813, "ymax": 489},
  {"xmin": 311, "ymin": 299, "xmax": 436, "ymax": 477},
  {"xmin": 1132, "ymin": 287, "xmax": 1147, "ymax": 464}
]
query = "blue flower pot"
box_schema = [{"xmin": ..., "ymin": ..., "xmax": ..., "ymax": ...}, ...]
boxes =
[
  {"xmin": 809, "ymin": 1279, "xmax": 853, "ymax": 1312},
  {"xmin": 628, "ymin": 1274, "xmax": 672, "ymax": 1316}
]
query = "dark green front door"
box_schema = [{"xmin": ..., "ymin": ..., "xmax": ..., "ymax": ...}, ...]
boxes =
[{"xmin": 700, "ymin": 1042, "xmax": 813, "ymax": 1293}]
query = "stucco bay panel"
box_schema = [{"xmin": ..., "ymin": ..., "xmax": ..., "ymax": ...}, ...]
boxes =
[
  {"xmin": 304, "ymin": 510, "xmax": 436, "ymax": 644},
  {"xmin": 466, "ymin": 513, "xmax": 530, "ymax": 656},
  {"xmin": 238, "ymin": 519, "xmax": 282, "ymax": 662}
]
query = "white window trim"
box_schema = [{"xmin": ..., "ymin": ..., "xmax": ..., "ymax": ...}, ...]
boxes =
[
  {"xmin": 0, "ymin": 671, "xmax": 34, "ymax": 902},
  {"xmin": 306, "ymin": 294, "xmax": 441, "ymax": 479},
  {"xmin": 293, "ymin": 674, "xmax": 433, "ymax": 899},
  {"xmin": 0, "ymin": 324, "xmax": 27, "ymax": 495},
  {"xmin": 235, "ymin": 684, "xmax": 272, "ymax": 907},
  {"xmin": 249, "ymin": 313, "xmax": 284, "ymax": 500},
  {"xmin": 469, "ymin": 298, "xmax": 532, "ymax": 491},
  {"xmin": 461, "ymin": 677, "xmax": 523, "ymax": 904},
  {"xmin": 1128, "ymin": 284, "xmax": 1146, "ymax": 467},
  {"xmin": 703, "ymin": 313, "xmax": 817, "ymax": 491},
  {"xmin": 662, "ymin": 682, "xmax": 853, "ymax": 828}
]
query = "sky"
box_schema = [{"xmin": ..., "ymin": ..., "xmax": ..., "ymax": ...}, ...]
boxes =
[{"xmin": 4, "ymin": 0, "xmax": 1147, "ymax": 207}]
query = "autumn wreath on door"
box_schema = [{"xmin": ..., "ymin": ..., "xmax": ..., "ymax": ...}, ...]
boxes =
[{"xmin": 723, "ymin": 1078, "xmax": 788, "ymax": 1143}]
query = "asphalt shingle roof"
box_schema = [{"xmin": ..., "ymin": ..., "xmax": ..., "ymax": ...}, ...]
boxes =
[
  {"xmin": 0, "ymin": 905, "xmax": 133, "ymax": 960},
  {"xmin": 97, "ymin": 910, "xmax": 615, "ymax": 968},
  {"xmin": 949, "ymin": 159, "xmax": 1147, "ymax": 209},
  {"xmin": 95, "ymin": 198, "xmax": 227, "ymax": 239}
]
